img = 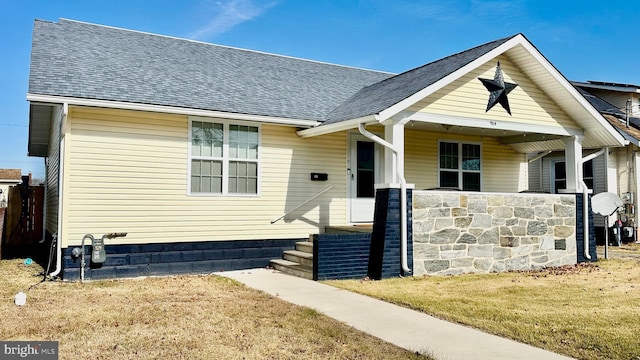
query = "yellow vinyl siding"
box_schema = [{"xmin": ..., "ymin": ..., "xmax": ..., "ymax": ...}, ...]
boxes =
[
  {"xmin": 408, "ymin": 55, "xmax": 577, "ymax": 130},
  {"xmin": 45, "ymin": 106, "xmax": 63, "ymax": 235},
  {"xmin": 405, "ymin": 128, "xmax": 525, "ymax": 192},
  {"xmin": 61, "ymin": 107, "xmax": 346, "ymax": 247}
]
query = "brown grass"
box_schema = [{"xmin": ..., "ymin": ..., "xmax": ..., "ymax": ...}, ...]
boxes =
[
  {"xmin": 0, "ymin": 259, "xmax": 427, "ymax": 360},
  {"xmin": 326, "ymin": 260, "xmax": 640, "ymax": 360},
  {"xmin": 617, "ymin": 242, "xmax": 640, "ymax": 252}
]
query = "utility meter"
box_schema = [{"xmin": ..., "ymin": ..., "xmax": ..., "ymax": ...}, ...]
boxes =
[{"xmin": 91, "ymin": 236, "xmax": 106, "ymax": 264}]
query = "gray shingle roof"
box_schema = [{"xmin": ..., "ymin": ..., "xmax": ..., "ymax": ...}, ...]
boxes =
[
  {"xmin": 572, "ymin": 86, "xmax": 625, "ymax": 116},
  {"xmin": 29, "ymin": 19, "xmax": 522, "ymax": 127},
  {"xmin": 323, "ymin": 35, "xmax": 516, "ymax": 124},
  {"xmin": 573, "ymin": 85, "xmax": 640, "ymax": 143},
  {"xmin": 29, "ymin": 19, "xmax": 393, "ymax": 123}
]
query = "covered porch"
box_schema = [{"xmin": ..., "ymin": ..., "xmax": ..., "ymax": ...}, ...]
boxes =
[{"xmin": 294, "ymin": 34, "xmax": 625, "ymax": 279}]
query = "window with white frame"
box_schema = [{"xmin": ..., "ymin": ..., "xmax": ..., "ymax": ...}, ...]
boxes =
[
  {"xmin": 190, "ymin": 119, "xmax": 259, "ymax": 195},
  {"xmin": 438, "ymin": 141, "xmax": 481, "ymax": 191}
]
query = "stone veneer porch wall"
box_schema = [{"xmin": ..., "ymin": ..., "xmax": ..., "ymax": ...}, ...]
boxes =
[{"xmin": 413, "ymin": 191, "xmax": 577, "ymax": 275}]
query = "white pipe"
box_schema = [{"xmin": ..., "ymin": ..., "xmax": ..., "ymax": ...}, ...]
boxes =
[
  {"xmin": 583, "ymin": 148, "xmax": 605, "ymax": 163},
  {"xmin": 78, "ymin": 234, "xmax": 93, "ymax": 283},
  {"xmin": 48, "ymin": 103, "xmax": 67, "ymax": 277},
  {"xmin": 358, "ymin": 123, "xmax": 411, "ymax": 274},
  {"xmin": 579, "ymin": 148, "xmax": 606, "ymax": 260},
  {"xmin": 580, "ymin": 178, "xmax": 591, "ymax": 260}
]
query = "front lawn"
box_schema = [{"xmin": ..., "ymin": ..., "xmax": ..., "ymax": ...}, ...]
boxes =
[
  {"xmin": 0, "ymin": 259, "xmax": 427, "ymax": 360},
  {"xmin": 326, "ymin": 260, "xmax": 640, "ymax": 360}
]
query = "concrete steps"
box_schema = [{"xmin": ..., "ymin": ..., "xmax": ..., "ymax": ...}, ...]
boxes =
[{"xmin": 270, "ymin": 241, "xmax": 314, "ymax": 280}]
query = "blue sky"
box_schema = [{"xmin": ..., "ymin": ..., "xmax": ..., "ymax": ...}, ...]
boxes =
[{"xmin": 2, "ymin": 0, "xmax": 639, "ymax": 179}]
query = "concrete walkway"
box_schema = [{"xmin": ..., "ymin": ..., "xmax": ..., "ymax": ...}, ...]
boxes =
[{"xmin": 217, "ymin": 268, "xmax": 574, "ymax": 360}]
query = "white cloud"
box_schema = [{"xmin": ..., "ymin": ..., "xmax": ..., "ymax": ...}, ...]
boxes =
[{"xmin": 188, "ymin": 0, "xmax": 278, "ymax": 40}]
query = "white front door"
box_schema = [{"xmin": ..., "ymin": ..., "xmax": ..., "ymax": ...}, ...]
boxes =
[{"xmin": 349, "ymin": 134, "xmax": 382, "ymax": 223}]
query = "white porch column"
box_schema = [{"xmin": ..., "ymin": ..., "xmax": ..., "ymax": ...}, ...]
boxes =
[
  {"xmin": 563, "ymin": 135, "xmax": 584, "ymax": 193},
  {"xmin": 383, "ymin": 118, "xmax": 409, "ymax": 185}
]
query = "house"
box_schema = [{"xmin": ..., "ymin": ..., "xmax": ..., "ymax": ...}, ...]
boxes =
[
  {"xmin": 0, "ymin": 169, "xmax": 22, "ymax": 207},
  {"xmin": 27, "ymin": 19, "xmax": 625, "ymax": 280},
  {"xmin": 573, "ymin": 81, "xmax": 640, "ymax": 117},
  {"xmin": 529, "ymin": 82, "xmax": 640, "ymax": 244},
  {"xmin": 575, "ymin": 82, "xmax": 640, "ymax": 244}
]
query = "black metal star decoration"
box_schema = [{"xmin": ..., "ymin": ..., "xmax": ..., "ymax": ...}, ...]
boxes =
[{"xmin": 478, "ymin": 62, "xmax": 518, "ymax": 115}]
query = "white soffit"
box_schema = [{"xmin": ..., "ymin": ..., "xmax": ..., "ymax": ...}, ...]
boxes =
[{"xmin": 503, "ymin": 43, "xmax": 625, "ymax": 148}]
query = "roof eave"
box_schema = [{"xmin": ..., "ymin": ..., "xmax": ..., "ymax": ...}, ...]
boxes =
[
  {"xmin": 28, "ymin": 102, "xmax": 55, "ymax": 157},
  {"xmin": 26, "ymin": 94, "xmax": 321, "ymax": 128},
  {"xmin": 573, "ymin": 81, "xmax": 640, "ymax": 94}
]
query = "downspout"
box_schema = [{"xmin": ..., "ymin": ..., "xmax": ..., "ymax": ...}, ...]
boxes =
[
  {"xmin": 48, "ymin": 103, "xmax": 67, "ymax": 277},
  {"xmin": 357, "ymin": 123, "xmax": 411, "ymax": 274},
  {"xmin": 580, "ymin": 148, "xmax": 606, "ymax": 260}
]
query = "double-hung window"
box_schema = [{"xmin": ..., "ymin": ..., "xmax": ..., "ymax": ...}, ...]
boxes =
[
  {"xmin": 438, "ymin": 141, "xmax": 481, "ymax": 191},
  {"xmin": 189, "ymin": 119, "xmax": 259, "ymax": 195}
]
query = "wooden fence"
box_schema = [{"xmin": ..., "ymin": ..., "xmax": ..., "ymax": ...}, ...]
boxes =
[{"xmin": 0, "ymin": 185, "xmax": 44, "ymax": 258}]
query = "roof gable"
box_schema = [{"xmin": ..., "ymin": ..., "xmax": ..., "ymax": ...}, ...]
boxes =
[
  {"xmin": 302, "ymin": 33, "xmax": 624, "ymax": 151},
  {"xmin": 407, "ymin": 54, "xmax": 579, "ymax": 131},
  {"xmin": 323, "ymin": 35, "xmax": 515, "ymax": 124}
]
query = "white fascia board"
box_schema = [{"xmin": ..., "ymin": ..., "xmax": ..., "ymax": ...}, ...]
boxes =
[
  {"xmin": 297, "ymin": 115, "xmax": 378, "ymax": 138},
  {"xmin": 404, "ymin": 111, "xmax": 584, "ymax": 137},
  {"xmin": 26, "ymin": 94, "xmax": 320, "ymax": 128},
  {"xmin": 377, "ymin": 35, "xmax": 526, "ymax": 122}
]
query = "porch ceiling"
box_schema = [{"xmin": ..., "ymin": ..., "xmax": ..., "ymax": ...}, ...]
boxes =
[{"xmin": 407, "ymin": 120, "xmax": 568, "ymax": 153}]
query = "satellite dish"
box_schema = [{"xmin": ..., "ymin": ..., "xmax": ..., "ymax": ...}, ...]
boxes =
[{"xmin": 591, "ymin": 192, "xmax": 623, "ymax": 216}]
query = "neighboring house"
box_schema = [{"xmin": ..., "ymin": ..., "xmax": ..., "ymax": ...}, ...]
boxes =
[
  {"xmin": 0, "ymin": 169, "xmax": 22, "ymax": 207},
  {"xmin": 529, "ymin": 84, "xmax": 640, "ymax": 244},
  {"xmin": 572, "ymin": 81, "xmax": 640, "ymax": 117},
  {"xmin": 27, "ymin": 19, "xmax": 625, "ymax": 280}
]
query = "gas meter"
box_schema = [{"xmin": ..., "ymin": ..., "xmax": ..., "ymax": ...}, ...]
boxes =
[
  {"xmin": 72, "ymin": 232, "xmax": 127, "ymax": 282},
  {"xmin": 91, "ymin": 236, "xmax": 106, "ymax": 264}
]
